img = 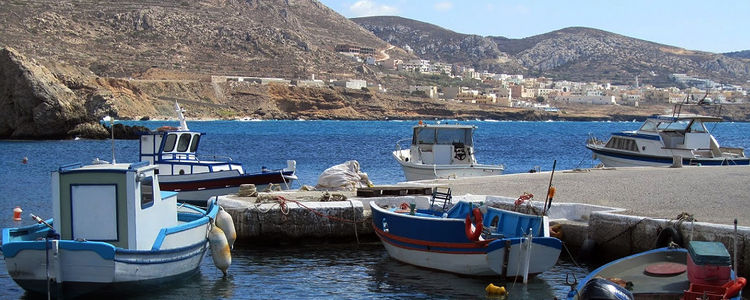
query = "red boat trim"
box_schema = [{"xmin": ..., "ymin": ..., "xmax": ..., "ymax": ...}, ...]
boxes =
[{"xmin": 372, "ymin": 222, "xmax": 492, "ymax": 249}]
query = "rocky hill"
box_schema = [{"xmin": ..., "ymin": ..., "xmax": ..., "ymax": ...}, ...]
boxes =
[
  {"xmin": 353, "ymin": 16, "xmax": 750, "ymax": 86},
  {"xmin": 0, "ymin": 0, "xmax": 402, "ymax": 79}
]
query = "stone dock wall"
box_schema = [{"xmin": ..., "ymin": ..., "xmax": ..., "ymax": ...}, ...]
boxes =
[{"xmin": 218, "ymin": 196, "xmax": 373, "ymax": 244}]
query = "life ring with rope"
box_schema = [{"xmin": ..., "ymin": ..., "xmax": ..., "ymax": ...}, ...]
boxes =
[
  {"xmin": 515, "ymin": 193, "xmax": 533, "ymax": 206},
  {"xmin": 465, "ymin": 208, "xmax": 483, "ymax": 241}
]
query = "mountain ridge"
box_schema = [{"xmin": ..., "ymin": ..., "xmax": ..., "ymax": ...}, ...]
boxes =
[{"xmin": 352, "ymin": 16, "xmax": 750, "ymax": 86}]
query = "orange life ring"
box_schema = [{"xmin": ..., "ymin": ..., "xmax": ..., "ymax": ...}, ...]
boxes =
[{"xmin": 465, "ymin": 208, "xmax": 483, "ymax": 241}]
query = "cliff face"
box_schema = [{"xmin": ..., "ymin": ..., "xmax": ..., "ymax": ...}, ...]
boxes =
[{"xmin": 0, "ymin": 48, "xmax": 88, "ymax": 138}]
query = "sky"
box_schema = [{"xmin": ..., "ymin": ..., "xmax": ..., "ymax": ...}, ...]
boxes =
[{"xmin": 318, "ymin": 0, "xmax": 750, "ymax": 53}]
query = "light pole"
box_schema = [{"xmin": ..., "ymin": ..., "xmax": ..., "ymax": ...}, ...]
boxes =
[{"xmin": 102, "ymin": 116, "xmax": 116, "ymax": 164}]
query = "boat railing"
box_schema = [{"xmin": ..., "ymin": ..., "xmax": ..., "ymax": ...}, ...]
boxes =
[
  {"xmin": 585, "ymin": 133, "xmax": 604, "ymax": 146},
  {"xmin": 198, "ymin": 155, "xmax": 234, "ymax": 163},
  {"xmin": 394, "ymin": 138, "xmax": 411, "ymax": 158}
]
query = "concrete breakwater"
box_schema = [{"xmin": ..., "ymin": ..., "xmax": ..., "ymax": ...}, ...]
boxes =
[
  {"xmin": 215, "ymin": 165, "xmax": 750, "ymax": 278},
  {"xmin": 217, "ymin": 192, "xmax": 372, "ymax": 244},
  {"xmin": 217, "ymin": 191, "xmax": 748, "ymax": 278}
]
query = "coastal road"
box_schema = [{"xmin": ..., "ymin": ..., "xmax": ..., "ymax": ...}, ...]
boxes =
[{"xmin": 417, "ymin": 165, "xmax": 750, "ymax": 226}]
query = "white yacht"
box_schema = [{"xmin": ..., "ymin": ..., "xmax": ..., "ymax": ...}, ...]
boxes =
[
  {"xmin": 586, "ymin": 113, "xmax": 748, "ymax": 167},
  {"xmin": 392, "ymin": 122, "xmax": 504, "ymax": 181}
]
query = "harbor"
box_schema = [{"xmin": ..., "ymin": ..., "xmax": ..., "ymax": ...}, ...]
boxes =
[
  {"xmin": 2, "ymin": 120, "xmax": 748, "ymax": 299},
  {"xmin": 217, "ymin": 164, "xmax": 749, "ymax": 275}
]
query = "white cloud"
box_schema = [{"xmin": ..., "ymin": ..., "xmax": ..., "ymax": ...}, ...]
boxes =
[
  {"xmin": 349, "ymin": 0, "xmax": 399, "ymax": 17},
  {"xmin": 434, "ymin": 1, "xmax": 453, "ymax": 11}
]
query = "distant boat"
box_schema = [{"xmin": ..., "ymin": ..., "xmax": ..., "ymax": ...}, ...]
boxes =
[
  {"xmin": 567, "ymin": 243, "xmax": 745, "ymax": 300},
  {"xmin": 370, "ymin": 195, "xmax": 561, "ymax": 277},
  {"xmin": 586, "ymin": 107, "xmax": 749, "ymax": 167},
  {"xmin": 1, "ymin": 161, "xmax": 221, "ymax": 298},
  {"xmin": 392, "ymin": 122, "xmax": 504, "ymax": 181},
  {"xmin": 140, "ymin": 102, "xmax": 297, "ymax": 205}
]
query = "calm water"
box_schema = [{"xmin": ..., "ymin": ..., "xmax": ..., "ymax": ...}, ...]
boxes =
[{"xmin": 1, "ymin": 120, "xmax": 748, "ymax": 299}]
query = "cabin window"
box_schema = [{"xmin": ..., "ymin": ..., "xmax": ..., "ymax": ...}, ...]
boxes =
[
  {"xmin": 140, "ymin": 176, "xmax": 154, "ymax": 208},
  {"xmin": 605, "ymin": 137, "xmax": 638, "ymax": 152},
  {"xmin": 689, "ymin": 120, "xmax": 707, "ymax": 133},
  {"xmin": 415, "ymin": 128, "xmax": 436, "ymax": 144},
  {"xmin": 189, "ymin": 134, "xmax": 200, "ymax": 152},
  {"xmin": 437, "ymin": 129, "xmax": 470, "ymax": 145},
  {"xmin": 163, "ymin": 134, "xmax": 178, "ymax": 152},
  {"xmin": 658, "ymin": 119, "xmax": 690, "ymax": 131},
  {"xmin": 639, "ymin": 120, "xmax": 658, "ymax": 131},
  {"xmin": 176, "ymin": 133, "xmax": 191, "ymax": 152}
]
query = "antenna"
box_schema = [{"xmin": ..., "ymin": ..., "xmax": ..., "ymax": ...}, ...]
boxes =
[{"xmin": 175, "ymin": 101, "xmax": 189, "ymax": 131}]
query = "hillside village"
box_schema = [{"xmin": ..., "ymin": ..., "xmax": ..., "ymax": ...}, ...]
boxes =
[{"xmin": 224, "ymin": 43, "xmax": 749, "ymax": 115}]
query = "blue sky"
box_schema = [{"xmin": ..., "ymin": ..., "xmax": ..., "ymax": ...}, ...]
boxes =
[{"xmin": 318, "ymin": 0, "xmax": 750, "ymax": 53}]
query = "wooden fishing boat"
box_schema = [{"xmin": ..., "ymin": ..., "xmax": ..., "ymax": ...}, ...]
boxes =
[
  {"xmin": 567, "ymin": 243, "xmax": 745, "ymax": 300},
  {"xmin": 392, "ymin": 122, "xmax": 504, "ymax": 181},
  {"xmin": 1, "ymin": 161, "xmax": 224, "ymax": 298},
  {"xmin": 140, "ymin": 102, "xmax": 297, "ymax": 205},
  {"xmin": 370, "ymin": 195, "xmax": 561, "ymax": 277}
]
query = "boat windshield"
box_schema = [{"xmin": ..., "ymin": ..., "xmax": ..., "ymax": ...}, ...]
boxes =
[
  {"xmin": 414, "ymin": 127, "xmax": 472, "ymax": 145},
  {"xmin": 657, "ymin": 119, "xmax": 690, "ymax": 132}
]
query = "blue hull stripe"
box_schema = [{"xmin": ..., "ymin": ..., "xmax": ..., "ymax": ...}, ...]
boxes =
[{"xmin": 588, "ymin": 147, "xmax": 750, "ymax": 166}]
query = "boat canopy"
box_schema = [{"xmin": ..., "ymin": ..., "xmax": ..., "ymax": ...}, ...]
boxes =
[
  {"xmin": 639, "ymin": 115, "xmax": 720, "ymax": 133},
  {"xmin": 412, "ymin": 125, "xmax": 474, "ymax": 146}
]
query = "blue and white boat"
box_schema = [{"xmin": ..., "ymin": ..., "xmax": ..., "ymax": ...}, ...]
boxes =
[
  {"xmin": 370, "ymin": 196, "xmax": 561, "ymax": 277},
  {"xmin": 1, "ymin": 161, "xmax": 220, "ymax": 298},
  {"xmin": 140, "ymin": 102, "xmax": 297, "ymax": 205},
  {"xmin": 567, "ymin": 245, "xmax": 745, "ymax": 300},
  {"xmin": 586, "ymin": 112, "xmax": 749, "ymax": 167}
]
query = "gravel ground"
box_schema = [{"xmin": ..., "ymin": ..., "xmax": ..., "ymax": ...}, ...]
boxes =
[{"xmin": 415, "ymin": 165, "xmax": 750, "ymax": 226}]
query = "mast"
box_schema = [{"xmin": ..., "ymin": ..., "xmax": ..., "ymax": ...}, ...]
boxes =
[{"xmin": 175, "ymin": 102, "xmax": 189, "ymax": 131}]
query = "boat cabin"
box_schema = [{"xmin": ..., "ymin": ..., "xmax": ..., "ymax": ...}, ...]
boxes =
[
  {"xmin": 639, "ymin": 115, "xmax": 721, "ymax": 150},
  {"xmin": 139, "ymin": 129, "xmax": 244, "ymax": 175},
  {"xmin": 51, "ymin": 162, "xmax": 178, "ymax": 250},
  {"xmin": 410, "ymin": 124, "xmax": 476, "ymax": 165}
]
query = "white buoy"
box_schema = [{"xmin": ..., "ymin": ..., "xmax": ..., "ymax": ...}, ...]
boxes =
[
  {"xmin": 215, "ymin": 206, "xmax": 237, "ymax": 250},
  {"xmin": 209, "ymin": 224, "xmax": 231, "ymax": 276}
]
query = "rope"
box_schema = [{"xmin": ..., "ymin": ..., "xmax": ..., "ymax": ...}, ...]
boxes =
[
  {"xmin": 255, "ymin": 195, "xmax": 367, "ymax": 224},
  {"xmin": 601, "ymin": 217, "xmax": 648, "ymax": 245}
]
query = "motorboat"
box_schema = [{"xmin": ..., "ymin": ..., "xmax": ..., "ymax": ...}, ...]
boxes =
[
  {"xmin": 392, "ymin": 122, "xmax": 504, "ymax": 181},
  {"xmin": 1, "ymin": 161, "xmax": 224, "ymax": 298},
  {"xmin": 140, "ymin": 102, "xmax": 297, "ymax": 205},
  {"xmin": 567, "ymin": 243, "xmax": 745, "ymax": 300},
  {"xmin": 586, "ymin": 111, "xmax": 748, "ymax": 167},
  {"xmin": 370, "ymin": 194, "xmax": 561, "ymax": 277}
]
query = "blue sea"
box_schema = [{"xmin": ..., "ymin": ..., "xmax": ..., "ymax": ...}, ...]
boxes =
[{"xmin": 1, "ymin": 120, "xmax": 748, "ymax": 299}]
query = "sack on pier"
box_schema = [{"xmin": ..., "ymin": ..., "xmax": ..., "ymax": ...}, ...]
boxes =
[{"xmin": 315, "ymin": 160, "xmax": 373, "ymax": 191}]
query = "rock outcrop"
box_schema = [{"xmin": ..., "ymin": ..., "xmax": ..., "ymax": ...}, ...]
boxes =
[{"xmin": 0, "ymin": 47, "xmax": 88, "ymax": 138}]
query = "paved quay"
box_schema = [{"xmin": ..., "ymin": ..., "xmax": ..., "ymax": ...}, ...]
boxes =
[{"xmin": 417, "ymin": 165, "xmax": 750, "ymax": 227}]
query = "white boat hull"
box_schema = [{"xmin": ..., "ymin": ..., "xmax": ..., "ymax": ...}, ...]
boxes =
[
  {"xmin": 380, "ymin": 235, "xmax": 561, "ymax": 276},
  {"xmin": 393, "ymin": 150, "xmax": 503, "ymax": 181}
]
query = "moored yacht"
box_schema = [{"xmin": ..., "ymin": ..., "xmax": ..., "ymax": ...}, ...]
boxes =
[
  {"xmin": 586, "ymin": 111, "xmax": 748, "ymax": 167},
  {"xmin": 392, "ymin": 122, "xmax": 504, "ymax": 181}
]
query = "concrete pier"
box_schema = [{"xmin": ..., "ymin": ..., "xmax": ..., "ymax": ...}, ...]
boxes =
[
  {"xmin": 217, "ymin": 192, "xmax": 369, "ymax": 244},
  {"xmin": 413, "ymin": 165, "xmax": 750, "ymax": 275},
  {"xmin": 215, "ymin": 165, "xmax": 750, "ymax": 275}
]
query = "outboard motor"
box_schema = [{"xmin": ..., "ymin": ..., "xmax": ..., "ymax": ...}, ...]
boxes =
[{"xmin": 579, "ymin": 278, "xmax": 633, "ymax": 300}]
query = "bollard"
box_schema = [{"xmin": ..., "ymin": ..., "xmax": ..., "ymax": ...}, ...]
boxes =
[{"xmin": 13, "ymin": 206, "xmax": 22, "ymax": 221}]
